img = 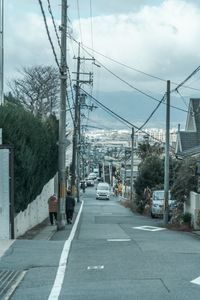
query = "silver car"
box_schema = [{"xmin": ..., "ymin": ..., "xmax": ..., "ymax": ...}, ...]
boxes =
[
  {"xmin": 150, "ymin": 190, "xmax": 175, "ymax": 218},
  {"xmin": 96, "ymin": 183, "xmax": 110, "ymax": 200}
]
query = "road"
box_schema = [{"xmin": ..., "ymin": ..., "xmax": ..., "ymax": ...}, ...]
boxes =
[{"xmin": 1, "ymin": 186, "xmax": 200, "ymax": 299}]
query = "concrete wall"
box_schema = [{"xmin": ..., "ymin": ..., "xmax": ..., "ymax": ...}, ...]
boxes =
[
  {"xmin": 0, "ymin": 149, "xmax": 10, "ymax": 239},
  {"xmin": 14, "ymin": 177, "xmax": 55, "ymax": 238},
  {"xmin": 184, "ymin": 191, "xmax": 200, "ymax": 230}
]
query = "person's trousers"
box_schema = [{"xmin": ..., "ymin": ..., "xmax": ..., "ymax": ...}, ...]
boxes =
[
  {"xmin": 49, "ymin": 212, "xmax": 57, "ymax": 225},
  {"xmin": 66, "ymin": 209, "xmax": 74, "ymax": 223}
]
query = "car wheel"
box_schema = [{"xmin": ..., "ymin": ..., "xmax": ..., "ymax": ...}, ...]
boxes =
[{"xmin": 151, "ymin": 212, "xmax": 155, "ymax": 218}]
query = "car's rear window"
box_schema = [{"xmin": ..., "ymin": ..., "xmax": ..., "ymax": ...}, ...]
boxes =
[{"xmin": 97, "ymin": 185, "xmax": 109, "ymax": 190}]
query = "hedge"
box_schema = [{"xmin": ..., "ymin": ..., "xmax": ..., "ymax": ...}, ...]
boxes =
[{"xmin": 0, "ymin": 102, "xmax": 58, "ymax": 212}]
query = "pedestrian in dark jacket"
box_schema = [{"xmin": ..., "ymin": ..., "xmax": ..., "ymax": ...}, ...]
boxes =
[{"xmin": 65, "ymin": 190, "xmax": 75, "ymax": 224}]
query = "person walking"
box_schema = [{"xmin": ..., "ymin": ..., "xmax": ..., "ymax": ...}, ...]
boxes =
[
  {"xmin": 65, "ymin": 190, "xmax": 75, "ymax": 224},
  {"xmin": 80, "ymin": 180, "xmax": 86, "ymax": 193},
  {"xmin": 48, "ymin": 194, "xmax": 58, "ymax": 225}
]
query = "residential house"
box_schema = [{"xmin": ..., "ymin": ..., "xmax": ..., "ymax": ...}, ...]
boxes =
[{"xmin": 176, "ymin": 98, "xmax": 200, "ymax": 158}]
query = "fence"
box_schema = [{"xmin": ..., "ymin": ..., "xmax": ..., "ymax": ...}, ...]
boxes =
[{"xmin": 184, "ymin": 191, "xmax": 200, "ymax": 230}]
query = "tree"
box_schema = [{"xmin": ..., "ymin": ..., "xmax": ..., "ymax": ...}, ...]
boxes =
[
  {"xmin": 137, "ymin": 142, "xmax": 164, "ymax": 161},
  {"xmin": 0, "ymin": 101, "xmax": 58, "ymax": 212},
  {"xmin": 9, "ymin": 65, "xmax": 59, "ymax": 118},
  {"xmin": 171, "ymin": 156, "xmax": 199, "ymax": 204}
]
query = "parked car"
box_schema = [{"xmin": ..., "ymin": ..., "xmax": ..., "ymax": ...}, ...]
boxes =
[
  {"xmin": 150, "ymin": 190, "xmax": 176, "ymax": 218},
  {"xmin": 86, "ymin": 177, "xmax": 95, "ymax": 187},
  {"xmin": 88, "ymin": 172, "xmax": 97, "ymax": 180},
  {"xmin": 96, "ymin": 182, "xmax": 111, "ymax": 200}
]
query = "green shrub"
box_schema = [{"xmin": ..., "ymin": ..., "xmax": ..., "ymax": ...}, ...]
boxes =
[
  {"xmin": 0, "ymin": 102, "xmax": 58, "ymax": 212},
  {"xmin": 181, "ymin": 212, "xmax": 192, "ymax": 224}
]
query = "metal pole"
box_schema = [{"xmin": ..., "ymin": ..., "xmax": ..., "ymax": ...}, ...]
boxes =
[
  {"xmin": 163, "ymin": 80, "xmax": 170, "ymax": 225},
  {"xmin": 0, "ymin": 0, "xmax": 4, "ymax": 105},
  {"xmin": 130, "ymin": 127, "xmax": 134, "ymax": 204},
  {"xmin": 57, "ymin": 0, "xmax": 67, "ymax": 230}
]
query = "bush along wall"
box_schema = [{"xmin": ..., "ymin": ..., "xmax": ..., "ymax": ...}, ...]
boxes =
[{"xmin": 0, "ymin": 102, "xmax": 58, "ymax": 213}]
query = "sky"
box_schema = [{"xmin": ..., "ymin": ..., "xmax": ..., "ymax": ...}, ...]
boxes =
[{"xmin": 3, "ymin": 0, "xmax": 200, "ymax": 130}]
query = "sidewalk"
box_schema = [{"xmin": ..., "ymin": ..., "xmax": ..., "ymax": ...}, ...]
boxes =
[{"xmin": 17, "ymin": 201, "xmax": 81, "ymax": 241}]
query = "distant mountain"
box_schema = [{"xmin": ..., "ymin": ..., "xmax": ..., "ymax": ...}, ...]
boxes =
[{"xmin": 85, "ymin": 91, "xmax": 187, "ymax": 130}]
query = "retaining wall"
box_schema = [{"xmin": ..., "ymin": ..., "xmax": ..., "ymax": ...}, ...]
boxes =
[{"xmin": 14, "ymin": 177, "xmax": 55, "ymax": 238}]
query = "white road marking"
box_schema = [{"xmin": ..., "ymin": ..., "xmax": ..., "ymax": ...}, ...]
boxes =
[
  {"xmin": 107, "ymin": 239, "xmax": 131, "ymax": 242},
  {"xmin": 87, "ymin": 265, "xmax": 104, "ymax": 270},
  {"xmin": 0, "ymin": 240, "xmax": 15, "ymax": 258},
  {"xmin": 4, "ymin": 271, "xmax": 27, "ymax": 300},
  {"xmin": 133, "ymin": 226, "xmax": 166, "ymax": 232},
  {"xmin": 191, "ymin": 276, "xmax": 200, "ymax": 285},
  {"xmin": 48, "ymin": 201, "xmax": 84, "ymax": 300}
]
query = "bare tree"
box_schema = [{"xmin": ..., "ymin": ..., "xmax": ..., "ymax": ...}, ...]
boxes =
[{"xmin": 9, "ymin": 65, "xmax": 60, "ymax": 118}]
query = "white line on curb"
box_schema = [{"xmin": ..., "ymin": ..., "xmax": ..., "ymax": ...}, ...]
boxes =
[{"xmin": 48, "ymin": 201, "xmax": 84, "ymax": 300}]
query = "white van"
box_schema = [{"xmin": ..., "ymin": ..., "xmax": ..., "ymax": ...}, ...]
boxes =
[{"xmin": 96, "ymin": 183, "xmax": 110, "ymax": 200}]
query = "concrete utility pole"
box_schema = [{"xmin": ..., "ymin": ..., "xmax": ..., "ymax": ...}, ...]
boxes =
[
  {"xmin": 163, "ymin": 80, "xmax": 170, "ymax": 225},
  {"xmin": 130, "ymin": 127, "xmax": 134, "ymax": 205},
  {"xmin": 0, "ymin": 0, "xmax": 4, "ymax": 105},
  {"xmin": 71, "ymin": 43, "xmax": 81, "ymax": 202},
  {"xmin": 57, "ymin": 0, "xmax": 67, "ymax": 230},
  {"xmin": 71, "ymin": 46, "xmax": 94, "ymax": 201}
]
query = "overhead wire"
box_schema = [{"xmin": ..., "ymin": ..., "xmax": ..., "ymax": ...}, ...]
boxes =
[
  {"xmin": 80, "ymin": 87, "xmax": 175, "ymax": 150},
  {"xmin": 67, "ymin": 35, "xmax": 188, "ymax": 114},
  {"xmin": 137, "ymin": 93, "xmax": 166, "ymax": 132},
  {"xmin": 68, "ymin": 36, "xmax": 200, "ymax": 92},
  {"xmin": 47, "ymin": 0, "xmax": 62, "ymax": 50},
  {"xmin": 172, "ymin": 65, "xmax": 200, "ymax": 93},
  {"xmin": 76, "ymin": 0, "xmax": 83, "ymax": 44},
  {"xmin": 38, "ymin": 0, "xmax": 61, "ymax": 72}
]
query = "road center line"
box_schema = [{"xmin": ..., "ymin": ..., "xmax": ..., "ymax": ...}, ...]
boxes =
[{"xmin": 48, "ymin": 201, "xmax": 84, "ymax": 300}]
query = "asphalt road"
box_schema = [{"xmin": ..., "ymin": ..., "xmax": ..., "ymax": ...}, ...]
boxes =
[{"xmin": 1, "ymin": 187, "xmax": 200, "ymax": 299}]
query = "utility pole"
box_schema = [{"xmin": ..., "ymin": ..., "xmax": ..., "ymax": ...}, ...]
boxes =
[
  {"xmin": 0, "ymin": 0, "xmax": 4, "ymax": 105},
  {"xmin": 71, "ymin": 46, "xmax": 94, "ymax": 201},
  {"xmin": 130, "ymin": 127, "xmax": 134, "ymax": 205},
  {"xmin": 57, "ymin": 0, "xmax": 67, "ymax": 230},
  {"xmin": 71, "ymin": 43, "xmax": 81, "ymax": 202},
  {"xmin": 124, "ymin": 148, "xmax": 127, "ymax": 196},
  {"xmin": 163, "ymin": 80, "xmax": 170, "ymax": 225}
]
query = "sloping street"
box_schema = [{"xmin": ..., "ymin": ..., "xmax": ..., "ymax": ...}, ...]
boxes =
[{"xmin": 1, "ymin": 187, "xmax": 200, "ymax": 299}]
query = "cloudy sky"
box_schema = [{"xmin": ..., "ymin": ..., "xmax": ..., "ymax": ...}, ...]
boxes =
[{"xmin": 4, "ymin": 0, "xmax": 200, "ymax": 129}]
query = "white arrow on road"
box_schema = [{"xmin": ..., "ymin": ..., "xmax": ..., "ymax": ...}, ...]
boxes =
[{"xmin": 191, "ymin": 276, "xmax": 200, "ymax": 285}]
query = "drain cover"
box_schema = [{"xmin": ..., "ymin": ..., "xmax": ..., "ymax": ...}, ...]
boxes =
[{"xmin": 0, "ymin": 270, "xmax": 26, "ymax": 299}]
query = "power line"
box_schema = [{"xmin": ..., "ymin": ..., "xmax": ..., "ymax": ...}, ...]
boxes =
[
  {"xmin": 80, "ymin": 87, "xmax": 175, "ymax": 149},
  {"xmin": 38, "ymin": 0, "xmax": 61, "ymax": 72},
  {"xmin": 76, "ymin": 0, "xmax": 83, "ymax": 44},
  {"xmin": 47, "ymin": 0, "xmax": 62, "ymax": 49},
  {"xmin": 172, "ymin": 65, "xmax": 200, "ymax": 93},
  {"xmin": 89, "ymin": 0, "xmax": 94, "ymax": 53},
  {"xmin": 68, "ymin": 36, "xmax": 200, "ymax": 92},
  {"xmin": 68, "ymin": 37, "xmax": 188, "ymax": 114},
  {"xmin": 137, "ymin": 93, "xmax": 166, "ymax": 132}
]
